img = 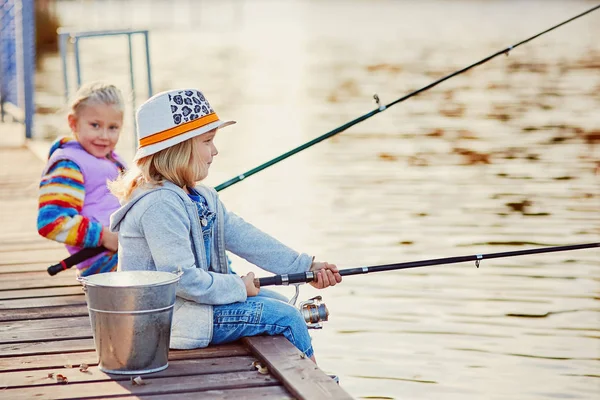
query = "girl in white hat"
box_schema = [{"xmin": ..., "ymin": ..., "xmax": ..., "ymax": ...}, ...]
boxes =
[{"xmin": 109, "ymin": 89, "xmax": 341, "ymax": 362}]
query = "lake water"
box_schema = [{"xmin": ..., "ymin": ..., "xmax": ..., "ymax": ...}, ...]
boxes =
[{"xmin": 34, "ymin": 1, "xmax": 599, "ymax": 398}]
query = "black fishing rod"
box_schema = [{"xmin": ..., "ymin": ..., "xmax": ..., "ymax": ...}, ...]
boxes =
[
  {"xmin": 47, "ymin": 246, "xmax": 107, "ymax": 276},
  {"xmin": 48, "ymin": 4, "xmax": 600, "ymax": 276},
  {"xmin": 253, "ymin": 243, "xmax": 600, "ymax": 287}
]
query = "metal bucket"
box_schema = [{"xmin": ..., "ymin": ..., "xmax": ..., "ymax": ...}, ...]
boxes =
[{"xmin": 80, "ymin": 271, "xmax": 181, "ymax": 375}]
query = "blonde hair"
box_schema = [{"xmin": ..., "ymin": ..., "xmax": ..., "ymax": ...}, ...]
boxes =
[
  {"xmin": 70, "ymin": 82, "xmax": 125, "ymax": 117},
  {"xmin": 109, "ymin": 135, "xmax": 207, "ymax": 202}
]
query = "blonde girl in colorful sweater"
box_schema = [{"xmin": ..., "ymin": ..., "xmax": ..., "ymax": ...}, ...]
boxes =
[{"xmin": 37, "ymin": 82, "xmax": 127, "ymax": 276}]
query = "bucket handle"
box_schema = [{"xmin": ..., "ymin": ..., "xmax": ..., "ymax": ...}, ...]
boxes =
[{"xmin": 77, "ymin": 276, "xmax": 88, "ymax": 291}]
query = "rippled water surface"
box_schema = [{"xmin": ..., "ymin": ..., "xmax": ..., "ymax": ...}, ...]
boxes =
[{"xmin": 34, "ymin": 1, "xmax": 599, "ymax": 398}]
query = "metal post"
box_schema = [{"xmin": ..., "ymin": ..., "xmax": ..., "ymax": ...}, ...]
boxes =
[
  {"xmin": 74, "ymin": 37, "xmax": 81, "ymax": 88},
  {"xmin": 58, "ymin": 32, "xmax": 69, "ymax": 101},
  {"xmin": 127, "ymin": 32, "xmax": 137, "ymax": 151},
  {"xmin": 13, "ymin": 0, "xmax": 35, "ymax": 138},
  {"xmin": 143, "ymin": 31, "xmax": 153, "ymax": 97},
  {"xmin": 127, "ymin": 33, "xmax": 135, "ymax": 106},
  {"xmin": 22, "ymin": 0, "xmax": 34, "ymax": 138}
]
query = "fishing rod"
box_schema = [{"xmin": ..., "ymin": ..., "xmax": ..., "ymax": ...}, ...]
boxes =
[
  {"xmin": 47, "ymin": 4, "xmax": 600, "ymax": 276},
  {"xmin": 253, "ymin": 243, "xmax": 600, "ymax": 287},
  {"xmin": 215, "ymin": 3, "xmax": 600, "ymax": 191},
  {"xmin": 266, "ymin": 242, "xmax": 600, "ymax": 328},
  {"xmin": 47, "ymin": 246, "xmax": 107, "ymax": 275}
]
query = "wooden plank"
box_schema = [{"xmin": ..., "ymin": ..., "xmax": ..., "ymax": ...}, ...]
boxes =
[
  {"xmin": 0, "ymin": 316, "xmax": 91, "ymax": 344},
  {"xmin": 0, "ymin": 262, "xmax": 55, "ymax": 274},
  {"xmin": 0, "ymin": 286, "xmax": 84, "ymax": 300},
  {"xmin": 0, "ymin": 304, "xmax": 89, "ymax": 322},
  {"xmin": 0, "ymin": 270, "xmax": 75, "ymax": 282},
  {"xmin": 95, "ymin": 385, "xmax": 294, "ymax": 400},
  {"xmin": 0, "ymin": 324, "xmax": 91, "ymax": 344},
  {"xmin": 0, "ymin": 337, "xmax": 95, "ymax": 357},
  {"xmin": 0, "ymin": 248, "xmax": 68, "ymax": 263},
  {"xmin": 0, "ymin": 271, "xmax": 78, "ymax": 291},
  {"xmin": 244, "ymin": 336, "xmax": 353, "ymax": 400},
  {"xmin": 0, "ymin": 350, "xmax": 97, "ymax": 372},
  {"xmin": 0, "ymin": 345, "xmax": 250, "ymax": 372},
  {"xmin": 0, "ymin": 356, "xmax": 258, "ymax": 388},
  {"xmin": 0, "ymin": 231, "xmax": 47, "ymax": 243},
  {"xmin": 3, "ymin": 370, "xmax": 279, "ymax": 399},
  {"xmin": 0, "ymin": 242, "xmax": 65, "ymax": 253},
  {"xmin": 0, "ymin": 294, "xmax": 85, "ymax": 310},
  {"xmin": 0, "ymin": 316, "xmax": 89, "ymax": 334}
]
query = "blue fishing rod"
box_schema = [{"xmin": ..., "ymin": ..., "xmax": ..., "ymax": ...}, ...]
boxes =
[{"xmin": 47, "ymin": 4, "xmax": 600, "ymax": 276}]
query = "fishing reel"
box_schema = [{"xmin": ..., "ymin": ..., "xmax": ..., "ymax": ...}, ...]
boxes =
[
  {"xmin": 299, "ymin": 296, "xmax": 329, "ymax": 329},
  {"xmin": 289, "ymin": 284, "xmax": 329, "ymax": 329}
]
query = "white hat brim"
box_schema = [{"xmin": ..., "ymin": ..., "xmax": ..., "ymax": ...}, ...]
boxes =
[{"xmin": 133, "ymin": 119, "xmax": 236, "ymax": 161}]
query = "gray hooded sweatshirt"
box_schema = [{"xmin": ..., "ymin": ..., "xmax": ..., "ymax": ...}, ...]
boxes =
[{"xmin": 110, "ymin": 181, "xmax": 313, "ymax": 349}]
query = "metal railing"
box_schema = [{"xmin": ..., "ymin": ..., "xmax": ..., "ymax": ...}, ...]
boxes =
[
  {"xmin": 58, "ymin": 28, "xmax": 153, "ymax": 139},
  {"xmin": 0, "ymin": 0, "xmax": 35, "ymax": 138}
]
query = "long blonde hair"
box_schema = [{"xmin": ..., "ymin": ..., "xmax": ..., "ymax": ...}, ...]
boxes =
[{"xmin": 109, "ymin": 136, "xmax": 207, "ymax": 202}]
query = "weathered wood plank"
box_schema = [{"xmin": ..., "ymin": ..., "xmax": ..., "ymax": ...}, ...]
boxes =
[
  {"xmin": 99, "ymin": 385, "xmax": 294, "ymax": 400},
  {"xmin": 0, "ymin": 248, "xmax": 68, "ymax": 263},
  {"xmin": 0, "ymin": 286, "xmax": 84, "ymax": 300},
  {"xmin": 0, "ymin": 262, "xmax": 54, "ymax": 274},
  {"xmin": 0, "ymin": 274, "xmax": 79, "ymax": 291},
  {"xmin": 0, "ymin": 316, "xmax": 89, "ymax": 335},
  {"xmin": 0, "ymin": 326, "xmax": 90, "ymax": 344},
  {"xmin": 0, "ymin": 242, "xmax": 65, "ymax": 253},
  {"xmin": 0, "ymin": 304, "xmax": 89, "ymax": 322},
  {"xmin": 0, "ymin": 294, "xmax": 85, "ymax": 310},
  {"xmin": 2, "ymin": 271, "xmax": 65, "ymax": 282},
  {"xmin": 3, "ymin": 370, "xmax": 279, "ymax": 399},
  {"xmin": 0, "ymin": 316, "xmax": 91, "ymax": 344},
  {"xmin": 244, "ymin": 336, "xmax": 353, "ymax": 400},
  {"xmin": 0, "ymin": 356, "xmax": 258, "ymax": 388},
  {"xmin": 0, "ymin": 337, "xmax": 95, "ymax": 357},
  {"xmin": 0, "ymin": 326, "xmax": 91, "ymax": 344},
  {"xmin": 0, "ymin": 231, "xmax": 47, "ymax": 244},
  {"xmin": 0, "ymin": 350, "xmax": 97, "ymax": 372},
  {"xmin": 0, "ymin": 345, "xmax": 250, "ymax": 372},
  {"xmin": 0, "ymin": 270, "xmax": 74, "ymax": 282}
]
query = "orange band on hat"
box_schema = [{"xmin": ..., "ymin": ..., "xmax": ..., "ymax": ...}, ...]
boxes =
[{"xmin": 139, "ymin": 113, "xmax": 219, "ymax": 148}]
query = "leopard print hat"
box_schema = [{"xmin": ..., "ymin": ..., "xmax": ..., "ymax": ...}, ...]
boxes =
[{"xmin": 133, "ymin": 89, "xmax": 236, "ymax": 161}]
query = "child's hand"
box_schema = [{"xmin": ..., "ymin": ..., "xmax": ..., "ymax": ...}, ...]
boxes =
[
  {"xmin": 309, "ymin": 261, "xmax": 342, "ymax": 289},
  {"xmin": 101, "ymin": 227, "xmax": 119, "ymax": 252},
  {"xmin": 242, "ymin": 272, "xmax": 260, "ymax": 297}
]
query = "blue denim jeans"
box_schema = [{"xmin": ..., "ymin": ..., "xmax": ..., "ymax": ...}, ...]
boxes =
[{"xmin": 210, "ymin": 289, "xmax": 314, "ymax": 358}]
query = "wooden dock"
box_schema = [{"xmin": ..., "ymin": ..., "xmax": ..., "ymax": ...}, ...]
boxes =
[{"xmin": 0, "ymin": 144, "xmax": 353, "ymax": 399}]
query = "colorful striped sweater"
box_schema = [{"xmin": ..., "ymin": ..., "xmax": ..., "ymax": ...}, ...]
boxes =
[{"xmin": 37, "ymin": 137, "xmax": 124, "ymax": 275}]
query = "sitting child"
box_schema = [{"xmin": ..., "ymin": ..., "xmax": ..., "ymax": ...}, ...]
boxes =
[
  {"xmin": 37, "ymin": 82, "xmax": 126, "ymax": 276},
  {"xmin": 109, "ymin": 88, "xmax": 342, "ymax": 362}
]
